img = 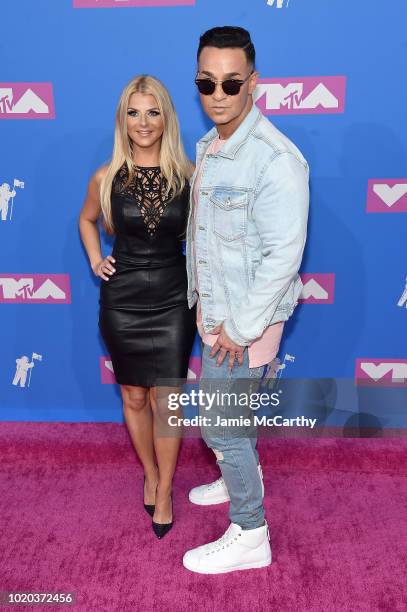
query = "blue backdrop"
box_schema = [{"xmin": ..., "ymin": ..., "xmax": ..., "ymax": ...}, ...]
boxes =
[{"xmin": 1, "ymin": 0, "xmax": 406, "ymax": 426}]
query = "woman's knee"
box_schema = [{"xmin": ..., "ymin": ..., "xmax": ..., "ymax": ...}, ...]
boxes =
[
  {"xmin": 122, "ymin": 385, "xmax": 149, "ymax": 412},
  {"xmin": 149, "ymin": 386, "xmax": 179, "ymax": 415}
]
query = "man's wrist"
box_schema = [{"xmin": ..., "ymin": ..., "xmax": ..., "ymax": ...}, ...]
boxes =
[{"xmin": 223, "ymin": 319, "xmax": 251, "ymax": 347}]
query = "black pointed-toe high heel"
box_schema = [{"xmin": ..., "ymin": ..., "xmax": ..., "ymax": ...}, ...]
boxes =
[
  {"xmin": 143, "ymin": 476, "xmax": 155, "ymax": 517},
  {"xmin": 152, "ymin": 494, "xmax": 173, "ymax": 539},
  {"xmin": 144, "ymin": 503, "xmax": 155, "ymax": 517}
]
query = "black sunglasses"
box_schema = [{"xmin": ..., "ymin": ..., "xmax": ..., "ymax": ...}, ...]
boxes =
[{"xmin": 195, "ymin": 71, "xmax": 254, "ymax": 96}]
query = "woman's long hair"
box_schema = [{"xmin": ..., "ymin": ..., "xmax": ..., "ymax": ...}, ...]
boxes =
[{"xmin": 100, "ymin": 75, "xmax": 192, "ymax": 234}]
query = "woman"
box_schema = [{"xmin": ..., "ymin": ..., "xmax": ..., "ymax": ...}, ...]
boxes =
[{"xmin": 79, "ymin": 75, "xmax": 196, "ymax": 539}]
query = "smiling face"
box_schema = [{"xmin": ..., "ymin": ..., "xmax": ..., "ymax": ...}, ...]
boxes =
[
  {"xmin": 126, "ymin": 92, "xmax": 164, "ymax": 150},
  {"xmin": 197, "ymin": 46, "xmax": 258, "ymax": 134}
]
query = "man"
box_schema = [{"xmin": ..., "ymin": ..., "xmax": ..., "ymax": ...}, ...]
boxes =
[{"xmin": 183, "ymin": 26, "xmax": 309, "ymax": 574}]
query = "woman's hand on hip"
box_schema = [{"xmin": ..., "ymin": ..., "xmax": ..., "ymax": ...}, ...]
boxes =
[{"xmin": 92, "ymin": 255, "xmax": 116, "ymax": 281}]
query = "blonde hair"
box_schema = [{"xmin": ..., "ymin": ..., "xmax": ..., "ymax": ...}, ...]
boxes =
[{"xmin": 100, "ymin": 75, "xmax": 192, "ymax": 234}]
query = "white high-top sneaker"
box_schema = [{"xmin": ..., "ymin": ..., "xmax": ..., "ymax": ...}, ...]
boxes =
[
  {"xmin": 183, "ymin": 521, "xmax": 272, "ymax": 574},
  {"xmin": 189, "ymin": 463, "xmax": 264, "ymax": 505}
]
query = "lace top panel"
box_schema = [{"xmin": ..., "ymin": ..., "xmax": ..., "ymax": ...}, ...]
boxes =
[{"xmin": 114, "ymin": 164, "xmax": 174, "ymax": 237}]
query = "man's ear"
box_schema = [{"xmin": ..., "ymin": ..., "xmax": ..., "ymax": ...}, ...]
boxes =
[{"xmin": 248, "ymin": 70, "xmax": 259, "ymax": 95}]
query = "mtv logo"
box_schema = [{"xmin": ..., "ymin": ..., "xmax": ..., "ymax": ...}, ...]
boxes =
[
  {"xmin": 355, "ymin": 359, "xmax": 407, "ymax": 386},
  {"xmin": 100, "ymin": 357, "xmax": 117, "ymax": 384},
  {"xmin": 73, "ymin": 0, "xmax": 195, "ymax": 7},
  {"xmin": 0, "ymin": 274, "xmax": 71, "ymax": 303},
  {"xmin": 267, "ymin": 0, "xmax": 290, "ymax": 6},
  {"xmin": 298, "ymin": 274, "xmax": 335, "ymax": 304},
  {"xmin": 0, "ymin": 83, "xmax": 55, "ymax": 119},
  {"xmin": 254, "ymin": 77, "xmax": 346, "ymax": 115},
  {"xmin": 187, "ymin": 356, "xmax": 202, "ymax": 381},
  {"xmin": 366, "ymin": 179, "xmax": 407, "ymax": 213}
]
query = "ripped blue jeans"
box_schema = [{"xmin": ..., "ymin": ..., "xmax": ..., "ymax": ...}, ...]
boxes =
[{"xmin": 199, "ymin": 343, "xmax": 265, "ymax": 530}]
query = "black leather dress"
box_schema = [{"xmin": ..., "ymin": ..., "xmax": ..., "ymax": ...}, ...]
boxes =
[{"xmin": 98, "ymin": 163, "xmax": 196, "ymax": 387}]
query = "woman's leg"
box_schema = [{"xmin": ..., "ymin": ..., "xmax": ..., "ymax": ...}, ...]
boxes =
[
  {"xmin": 149, "ymin": 386, "xmax": 182, "ymax": 523},
  {"xmin": 121, "ymin": 384, "xmax": 158, "ymax": 505}
]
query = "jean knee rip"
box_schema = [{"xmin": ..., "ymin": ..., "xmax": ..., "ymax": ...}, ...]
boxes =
[{"xmin": 213, "ymin": 448, "xmax": 224, "ymax": 461}]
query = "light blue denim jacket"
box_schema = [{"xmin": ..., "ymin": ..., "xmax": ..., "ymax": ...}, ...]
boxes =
[{"xmin": 186, "ymin": 103, "xmax": 309, "ymax": 347}]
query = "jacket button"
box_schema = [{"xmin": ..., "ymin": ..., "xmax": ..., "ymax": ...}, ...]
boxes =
[{"xmin": 199, "ymin": 225, "xmax": 205, "ymax": 230}]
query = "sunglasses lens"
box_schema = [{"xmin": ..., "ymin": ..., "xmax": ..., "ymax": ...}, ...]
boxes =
[
  {"xmin": 196, "ymin": 79, "xmax": 215, "ymax": 95},
  {"xmin": 195, "ymin": 79, "xmax": 244, "ymax": 96},
  {"xmin": 222, "ymin": 80, "xmax": 242, "ymax": 96}
]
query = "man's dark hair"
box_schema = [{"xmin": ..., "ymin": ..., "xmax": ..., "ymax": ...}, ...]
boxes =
[{"xmin": 197, "ymin": 26, "xmax": 256, "ymax": 67}]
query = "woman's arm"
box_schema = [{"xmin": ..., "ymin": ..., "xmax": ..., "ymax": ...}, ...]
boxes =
[{"xmin": 79, "ymin": 165, "xmax": 115, "ymax": 281}]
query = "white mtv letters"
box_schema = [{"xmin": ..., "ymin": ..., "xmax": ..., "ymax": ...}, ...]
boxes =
[
  {"xmin": 187, "ymin": 367, "xmax": 197, "ymax": 380},
  {"xmin": 254, "ymin": 83, "xmax": 338, "ymax": 110},
  {"xmin": 267, "ymin": 0, "xmax": 290, "ymax": 7},
  {"xmin": 0, "ymin": 88, "xmax": 49, "ymax": 114},
  {"xmin": 397, "ymin": 277, "xmax": 407, "ymax": 308},
  {"xmin": 372, "ymin": 184, "xmax": 407, "ymax": 207},
  {"xmin": 0, "ymin": 278, "xmax": 66, "ymax": 300},
  {"xmin": 360, "ymin": 362, "xmax": 407, "ymax": 383},
  {"xmin": 104, "ymin": 360, "xmax": 114, "ymax": 373},
  {"xmin": 300, "ymin": 279, "xmax": 329, "ymax": 300}
]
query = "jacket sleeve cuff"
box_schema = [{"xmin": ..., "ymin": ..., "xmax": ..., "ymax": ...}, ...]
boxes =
[{"xmin": 223, "ymin": 319, "xmax": 252, "ymax": 347}]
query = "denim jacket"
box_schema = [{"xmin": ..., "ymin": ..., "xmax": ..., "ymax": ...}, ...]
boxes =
[{"xmin": 186, "ymin": 103, "xmax": 309, "ymax": 347}]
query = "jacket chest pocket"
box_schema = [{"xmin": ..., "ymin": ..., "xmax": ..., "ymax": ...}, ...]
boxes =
[{"xmin": 211, "ymin": 190, "xmax": 248, "ymax": 241}]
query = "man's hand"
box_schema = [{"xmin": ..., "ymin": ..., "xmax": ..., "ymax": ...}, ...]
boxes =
[{"xmin": 209, "ymin": 325, "xmax": 245, "ymax": 370}]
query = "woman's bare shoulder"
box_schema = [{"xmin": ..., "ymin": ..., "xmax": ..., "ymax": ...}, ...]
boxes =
[{"xmin": 93, "ymin": 164, "xmax": 109, "ymax": 186}]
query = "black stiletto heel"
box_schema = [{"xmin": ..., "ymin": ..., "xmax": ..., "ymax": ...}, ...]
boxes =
[
  {"xmin": 152, "ymin": 493, "xmax": 173, "ymax": 539},
  {"xmin": 143, "ymin": 476, "xmax": 155, "ymax": 517}
]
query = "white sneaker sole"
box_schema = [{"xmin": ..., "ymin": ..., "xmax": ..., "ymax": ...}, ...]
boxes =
[
  {"xmin": 189, "ymin": 465, "xmax": 265, "ymax": 506},
  {"xmin": 188, "ymin": 492, "xmax": 230, "ymax": 506},
  {"xmin": 183, "ymin": 554, "xmax": 272, "ymax": 574}
]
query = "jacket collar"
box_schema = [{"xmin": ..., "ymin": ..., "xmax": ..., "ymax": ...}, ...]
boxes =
[{"xmin": 197, "ymin": 103, "xmax": 262, "ymax": 160}]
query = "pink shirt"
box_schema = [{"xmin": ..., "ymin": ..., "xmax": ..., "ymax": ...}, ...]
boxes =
[{"xmin": 193, "ymin": 137, "xmax": 284, "ymax": 368}]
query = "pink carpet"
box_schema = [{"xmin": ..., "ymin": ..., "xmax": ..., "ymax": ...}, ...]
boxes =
[{"xmin": 0, "ymin": 423, "xmax": 406, "ymax": 611}]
